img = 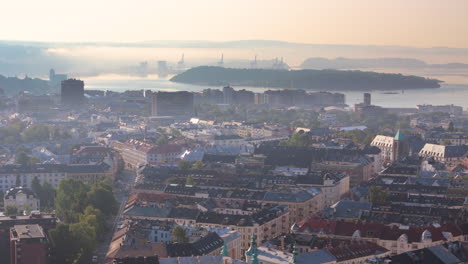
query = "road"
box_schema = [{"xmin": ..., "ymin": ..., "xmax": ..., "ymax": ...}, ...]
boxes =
[{"xmin": 94, "ymin": 169, "xmax": 137, "ymax": 263}]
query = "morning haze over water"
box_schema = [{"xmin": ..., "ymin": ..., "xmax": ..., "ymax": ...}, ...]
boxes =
[{"xmin": 85, "ymin": 75, "xmax": 468, "ymax": 108}]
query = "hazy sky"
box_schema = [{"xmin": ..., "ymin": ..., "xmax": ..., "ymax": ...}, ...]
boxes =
[{"xmin": 2, "ymin": 0, "xmax": 467, "ymax": 48}]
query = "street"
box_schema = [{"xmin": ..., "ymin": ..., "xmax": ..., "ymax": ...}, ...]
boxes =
[{"xmin": 94, "ymin": 169, "xmax": 137, "ymax": 263}]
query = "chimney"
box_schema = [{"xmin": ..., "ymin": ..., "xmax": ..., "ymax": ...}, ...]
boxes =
[{"xmin": 280, "ymin": 235, "xmax": 286, "ymax": 251}]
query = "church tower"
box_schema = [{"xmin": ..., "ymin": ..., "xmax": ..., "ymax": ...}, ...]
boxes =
[
  {"xmin": 49, "ymin": 68, "xmax": 55, "ymax": 81},
  {"xmin": 245, "ymin": 235, "xmax": 258, "ymax": 264},
  {"xmin": 393, "ymin": 129, "xmax": 409, "ymax": 161}
]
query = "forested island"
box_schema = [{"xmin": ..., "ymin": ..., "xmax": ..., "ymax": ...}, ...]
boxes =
[
  {"xmin": 170, "ymin": 66, "xmax": 441, "ymax": 90},
  {"xmin": 0, "ymin": 75, "xmax": 53, "ymax": 96}
]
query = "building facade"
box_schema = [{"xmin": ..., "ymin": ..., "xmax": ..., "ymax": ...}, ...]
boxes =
[
  {"xmin": 151, "ymin": 91, "xmax": 193, "ymax": 117},
  {"xmin": 0, "ymin": 163, "xmax": 112, "ymax": 192},
  {"xmin": 61, "ymin": 79, "xmax": 84, "ymax": 107},
  {"xmin": 4, "ymin": 187, "xmax": 40, "ymax": 212},
  {"xmin": 114, "ymin": 140, "xmax": 183, "ymax": 168},
  {"xmin": 10, "ymin": 224, "xmax": 49, "ymax": 264},
  {"xmin": 370, "ymin": 130, "xmax": 409, "ymax": 164}
]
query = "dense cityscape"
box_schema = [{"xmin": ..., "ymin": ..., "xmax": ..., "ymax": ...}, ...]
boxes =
[{"xmin": 0, "ymin": 68, "xmax": 467, "ymax": 264}]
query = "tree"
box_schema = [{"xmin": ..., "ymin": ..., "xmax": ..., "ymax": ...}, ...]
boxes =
[
  {"xmin": 5, "ymin": 205, "xmax": 18, "ymax": 216},
  {"xmin": 279, "ymin": 133, "xmax": 310, "ymax": 147},
  {"xmin": 69, "ymin": 221, "xmax": 97, "ymax": 263},
  {"xmin": 165, "ymin": 177, "xmax": 179, "ymax": 184},
  {"xmin": 49, "ymin": 224, "xmax": 80, "ymax": 264},
  {"xmin": 448, "ymin": 122, "xmax": 455, "ymax": 132},
  {"xmin": 185, "ymin": 175, "xmax": 194, "ymax": 186},
  {"xmin": 32, "ymin": 177, "xmax": 56, "ymax": 211},
  {"xmin": 87, "ymin": 183, "xmax": 118, "ymax": 216},
  {"xmin": 170, "ymin": 128, "xmax": 182, "ymax": 137},
  {"xmin": 397, "ymin": 116, "xmax": 411, "ymax": 130},
  {"xmin": 178, "ymin": 161, "xmax": 191, "ymax": 170},
  {"xmin": 155, "ymin": 134, "xmax": 169, "ymax": 146},
  {"xmin": 0, "ymin": 121, "xmax": 24, "ymax": 144},
  {"xmin": 442, "ymin": 139, "xmax": 452, "ymax": 146},
  {"xmin": 41, "ymin": 182, "xmax": 56, "ymax": 210},
  {"xmin": 31, "ymin": 177, "xmax": 42, "ymax": 196},
  {"xmin": 80, "ymin": 206, "xmax": 107, "ymax": 239},
  {"xmin": 61, "ymin": 130, "xmax": 72, "ymax": 139},
  {"xmin": 21, "ymin": 124, "xmax": 50, "ymax": 142},
  {"xmin": 55, "ymin": 178, "xmax": 90, "ymax": 223},
  {"xmin": 156, "ymin": 128, "xmax": 166, "ymax": 134},
  {"xmin": 23, "ymin": 204, "xmax": 32, "ymax": 215},
  {"xmin": 15, "ymin": 152, "xmax": 39, "ymax": 166},
  {"xmin": 16, "ymin": 175, "xmax": 21, "ymax": 187},
  {"xmin": 15, "ymin": 152, "xmax": 30, "ymax": 166},
  {"xmin": 49, "ymin": 220, "xmax": 97, "ymax": 264},
  {"xmin": 30, "ymin": 155, "xmax": 40, "ymax": 164},
  {"xmin": 52, "ymin": 127, "xmax": 62, "ymax": 140},
  {"xmin": 192, "ymin": 160, "xmax": 203, "ymax": 170},
  {"xmin": 49, "ymin": 206, "xmax": 105, "ymax": 264},
  {"xmin": 291, "ymin": 120, "xmax": 305, "ymax": 128},
  {"xmin": 369, "ymin": 186, "xmax": 389, "ymax": 204},
  {"xmin": 172, "ymin": 226, "xmax": 188, "ymax": 243}
]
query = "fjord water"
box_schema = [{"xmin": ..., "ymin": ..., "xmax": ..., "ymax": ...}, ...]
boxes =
[{"xmin": 84, "ymin": 75, "xmax": 468, "ymax": 108}]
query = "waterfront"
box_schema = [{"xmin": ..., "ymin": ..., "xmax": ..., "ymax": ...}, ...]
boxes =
[{"xmin": 84, "ymin": 75, "xmax": 468, "ymax": 108}]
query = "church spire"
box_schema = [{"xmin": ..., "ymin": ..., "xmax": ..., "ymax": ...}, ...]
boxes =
[
  {"xmin": 394, "ymin": 129, "xmax": 404, "ymax": 141},
  {"xmin": 222, "ymin": 244, "xmax": 229, "ymax": 257},
  {"xmin": 292, "ymin": 243, "xmax": 299, "ymax": 264},
  {"xmin": 245, "ymin": 235, "xmax": 258, "ymax": 264}
]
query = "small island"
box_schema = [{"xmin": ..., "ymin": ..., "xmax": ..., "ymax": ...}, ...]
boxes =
[{"xmin": 170, "ymin": 66, "xmax": 441, "ymax": 91}]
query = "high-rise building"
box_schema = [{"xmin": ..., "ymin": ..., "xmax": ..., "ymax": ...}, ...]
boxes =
[
  {"xmin": 49, "ymin": 68, "xmax": 68, "ymax": 88},
  {"xmin": 223, "ymin": 86, "xmax": 234, "ymax": 105},
  {"xmin": 364, "ymin": 93, "xmax": 371, "ymax": 106},
  {"xmin": 254, "ymin": 93, "xmax": 267, "ymax": 105},
  {"xmin": 151, "ymin": 91, "xmax": 193, "ymax": 117},
  {"xmin": 61, "ymin": 79, "xmax": 84, "ymax": 107},
  {"xmin": 10, "ymin": 224, "xmax": 48, "ymax": 264},
  {"xmin": 157, "ymin": 61, "xmax": 168, "ymax": 77},
  {"xmin": 235, "ymin": 89, "xmax": 255, "ymax": 105}
]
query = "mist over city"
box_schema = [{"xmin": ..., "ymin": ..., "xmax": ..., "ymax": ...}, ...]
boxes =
[{"xmin": 0, "ymin": 1, "xmax": 467, "ymax": 264}]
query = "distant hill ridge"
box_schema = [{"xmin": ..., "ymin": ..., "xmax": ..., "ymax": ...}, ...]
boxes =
[
  {"xmin": 0, "ymin": 75, "xmax": 52, "ymax": 96},
  {"xmin": 301, "ymin": 57, "xmax": 468, "ymax": 70},
  {"xmin": 170, "ymin": 66, "xmax": 441, "ymax": 91}
]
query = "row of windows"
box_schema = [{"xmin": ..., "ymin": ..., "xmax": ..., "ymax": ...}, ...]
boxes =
[{"xmin": 0, "ymin": 173, "xmax": 65, "ymax": 177}]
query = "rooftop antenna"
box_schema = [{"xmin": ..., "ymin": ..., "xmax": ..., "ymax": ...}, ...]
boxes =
[
  {"xmin": 178, "ymin": 53, "xmax": 185, "ymax": 65},
  {"xmin": 251, "ymin": 54, "xmax": 258, "ymax": 68},
  {"xmin": 218, "ymin": 53, "xmax": 224, "ymax": 67}
]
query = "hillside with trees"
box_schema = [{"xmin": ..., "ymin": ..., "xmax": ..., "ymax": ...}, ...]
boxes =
[
  {"xmin": 0, "ymin": 75, "xmax": 53, "ymax": 96},
  {"xmin": 171, "ymin": 66, "xmax": 441, "ymax": 91}
]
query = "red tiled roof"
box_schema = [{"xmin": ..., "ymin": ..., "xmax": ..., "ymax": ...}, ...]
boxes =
[
  {"xmin": 298, "ymin": 217, "xmax": 337, "ymax": 233},
  {"xmin": 298, "ymin": 217, "xmax": 463, "ymax": 243},
  {"xmin": 335, "ymin": 221, "xmax": 386, "ymax": 238}
]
